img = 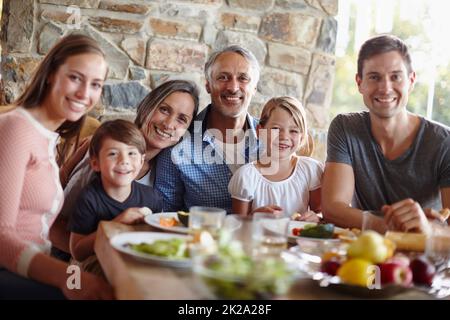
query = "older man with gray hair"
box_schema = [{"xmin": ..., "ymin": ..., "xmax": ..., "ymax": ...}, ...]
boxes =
[{"xmin": 155, "ymin": 45, "xmax": 260, "ymax": 213}]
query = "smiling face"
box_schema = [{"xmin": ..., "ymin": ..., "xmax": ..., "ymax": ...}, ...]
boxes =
[
  {"xmin": 206, "ymin": 51, "xmax": 257, "ymax": 119},
  {"xmin": 258, "ymin": 107, "xmax": 303, "ymax": 161},
  {"xmin": 356, "ymin": 50, "xmax": 415, "ymax": 119},
  {"xmin": 91, "ymin": 137, "xmax": 145, "ymax": 190},
  {"xmin": 44, "ymin": 53, "xmax": 107, "ymax": 124},
  {"xmin": 143, "ymin": 91, "xmax": 195, "ymax": 151}
]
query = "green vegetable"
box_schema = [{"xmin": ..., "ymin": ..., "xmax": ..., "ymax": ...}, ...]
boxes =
[
  {"xmin": 129, "ymin": 238, "xmax": 189, "ymax": 259},
  {"xmin": 199, "ymin": 244, "xmax": 293, "ymax": 299},
  {"xmin": 300, "ymin": 223, "xmax": 335, "ymax": 239}
]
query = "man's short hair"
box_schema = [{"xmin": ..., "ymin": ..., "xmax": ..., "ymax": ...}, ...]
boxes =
[
  {"xmin": 357, "ymin": 34, "xmax": 413, "ymax": 78},
  {"xmin": 204, "ymin": 45, "xmax": 260, "ymax": 86},
  {"xmin": 89, "ymin": 119, "xmax": 146, "ymax": 159}
]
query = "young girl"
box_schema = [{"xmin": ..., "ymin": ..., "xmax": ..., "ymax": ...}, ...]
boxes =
[{"xmin": 228, "ymin": 96, "xmax": 323, "ymax": 220}]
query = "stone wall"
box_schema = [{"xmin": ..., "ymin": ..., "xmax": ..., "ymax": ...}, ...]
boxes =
[{"xmin": 0, "ymin": 0, "xmax": 337, "ymax": 160}]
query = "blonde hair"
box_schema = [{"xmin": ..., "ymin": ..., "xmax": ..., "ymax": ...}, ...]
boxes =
[{"xmin": 259, "ymin": 96, "xmax": 310, "ymax": 154}]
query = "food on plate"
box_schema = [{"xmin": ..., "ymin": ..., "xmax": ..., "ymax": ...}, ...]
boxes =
[
  {"xmin": 439, "ymin": 208, "xmax": 450, "ymax": 220},
  {"xmin": 410, "ymin": 256, "xmax": 436, "ymax": 286},
  {"xmin": 347, "ymin": 231, "xmax": 394, "ymax": 264},
  {"xmin": 177, "ymin": 211, "xmax": 190, "ymax": 227},
  {"xmin": 159, "ymin": 216, "xmax": 178, "ymax": 227},
  {"xmin": 384, "ymin": 231, "xmax": 426, "ymax": 252},
  {"xmin": 292, "ymin": 223, "xmax": 335, "ymax": 239},
  {"xmin": 291, "ymin": 212, "xmax": 302, "ymax": 220},
  {"xmin": 128, "ymin": 238, "xmax": 189, "ymax": 259},
  {"xmin": 139, "ymin": 207, "xmax": 152, "ymax": 216}
]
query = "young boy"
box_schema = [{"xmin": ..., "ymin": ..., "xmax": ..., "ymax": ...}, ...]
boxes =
[{"xmin": 69, "ymin": 119, "xmax": 163, "ymax": 262}]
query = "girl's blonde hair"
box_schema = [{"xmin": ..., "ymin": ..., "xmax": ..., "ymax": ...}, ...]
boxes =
[{"xmin": 259, "ymin": 96, "xmax": 311, "ymax": 155}]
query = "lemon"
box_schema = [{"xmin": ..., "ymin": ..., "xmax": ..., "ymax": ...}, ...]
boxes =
[{"xmin": 337, "ymin": 258, "xmax": 374, "ymax": 287}]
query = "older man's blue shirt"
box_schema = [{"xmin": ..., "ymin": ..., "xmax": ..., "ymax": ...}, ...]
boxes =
[{"xmin": 154, "ymin": 104, "xmax": 259, "ymax": 213}]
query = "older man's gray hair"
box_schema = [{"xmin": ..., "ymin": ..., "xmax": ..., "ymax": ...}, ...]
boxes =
[{"xmin": 204, "ymin": 45, "xmax": 261, "ymax": 87}]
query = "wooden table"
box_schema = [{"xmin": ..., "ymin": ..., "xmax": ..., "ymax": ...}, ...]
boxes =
[{"xmin": 95, "ymin": 220, "xmax": 437, "ymax": 300}]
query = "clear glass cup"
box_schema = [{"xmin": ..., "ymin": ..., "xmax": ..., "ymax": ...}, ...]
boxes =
[
  {"xmin": 188, "ymin": 206, "xmax": 226, "ymax": 244},
  {"xmin": 252, "ymin": 212, "xmax": 289, "ymax": 257},
  {"xmin": 426, "ymin": 222, "xmax": 450, "ymax": 269}
]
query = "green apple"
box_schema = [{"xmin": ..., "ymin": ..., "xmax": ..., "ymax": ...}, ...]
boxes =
[{"xmin": 347, "ymin": 231, "xmax": 389, "ymax": 264}]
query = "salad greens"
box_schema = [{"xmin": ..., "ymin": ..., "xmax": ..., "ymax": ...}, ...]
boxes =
[
  {"xmin": 129, "ymin": 238, "xmax": 189, "ymax": 259},
  {"xmin": 300, "ymin": 223, "xmax": 335, "ymax": 239},
  {"xmin": 198, "ymin": 241, "xmax": 293, "ymax": 299}
]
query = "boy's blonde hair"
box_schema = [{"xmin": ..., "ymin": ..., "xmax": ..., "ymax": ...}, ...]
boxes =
[{"xmin": 259, "ymin": 96, "xmax": 310, "ymax": 153}]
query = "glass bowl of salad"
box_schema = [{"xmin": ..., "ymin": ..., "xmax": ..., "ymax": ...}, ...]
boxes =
[{"xmin": 192, "ymin": 238, "xmax": 296, "ymax": 300}]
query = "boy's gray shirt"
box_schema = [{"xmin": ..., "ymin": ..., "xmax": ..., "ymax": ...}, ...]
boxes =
[{"xmin": 327, "ymin": 111, "xmax": 450, "ymax": 212}]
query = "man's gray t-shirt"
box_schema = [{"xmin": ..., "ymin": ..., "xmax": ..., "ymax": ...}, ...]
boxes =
[{"xmin": 327, "ymin": 112, "xmax": 450, "ymax": 211}]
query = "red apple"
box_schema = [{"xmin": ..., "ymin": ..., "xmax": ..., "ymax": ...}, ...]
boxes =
[
  {"xmin": 385, "ymin": 254, "xmax": 410, "ymax": 268},
  {"xmin": 321, "ymin": 258, "xmax": 341, "ymax": 276},
  {"xmin": 410, "ymin": 256, "xmax": 436, "ymax": 286},
  {"xmin": 378, "ymin": 262, "xmax": 413, "ymax": 286}
]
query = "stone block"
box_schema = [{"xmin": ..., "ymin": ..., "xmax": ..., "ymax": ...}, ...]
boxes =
[
  {"xmin": 176, "ymin": 0, "xmax": 223, "ymax": 4},
  {"xmin": 41, "ymin": 8, "xmax": 73, "ymax": 24},
  {"xmin": 6, "ymin": 0, "xmax": 34, "ymax": 53},
  {"xmin": 159, "ymin": 3, "xmax": 211, "ymax": 20},
  {"xmin": 304, "ymin": 53, "xmax": 335, "ymax": 110},
  {"xmin": 317, "ymin": 17, "xmax": 337, "ymax": 54},
  {"xmin": 259, "ymin": 12, "xmax": 321, "ymax": 48},
  {"xmin": 89, "ymin": 16, "xmax": 144, "ymax": 34},
  {"xmin": 2, "ymin": 55, "xmax": 41, "ymax": 82},
  {"xmin": 129, "ymin": 66, "xmax": 147, "ymax": 81},
  {"xmin": 102, "ymin": 81, "xmax": 150, "ymax": 110},
  {"xmin": 149, "ymin": 18, "xmax": 202, "ymax": 41},
  {"xmin": 275, "ymin": 0, "xmax": 308, "ymax": 10},
  {"xmin": 146, "ymin": 39, "xmax": 208, "ymax": 73},
  {"xmin": 38, "ymin": 22, "xmax": 64, "ymax": 55},
  {"xmin": 39, "ymin": 0, "xmax": 100, "ymax": 8},
  {"xmin": 214, "ymin": 30, "xmax": 267, "ymax": 65},
  {"xmin": 99, "ymin": 1, "xmax": 151, "ymax": 14},
  {"xmin": 258, "ymin": 67, "xmax": 305, "ymax": 100},
  {"xmin": 228, "ymin": 0, "xmax": 274, "ymax": 11},
  {"xmin": 220, "ymin": 12, "xmax": 260, "ymax": 33},
  {"xmin": 268, "ymin": 43, "xmax": 312, "ymax": 75},
  {"xmin": 121, "ymin": 37, "xmax": 146, "ymax": 66},
  {"xmin": 305, "ymin": 0, "xmax": 338, "ymax": 16},
  {"xmin": 82, "ymin": 25, "xmax": 130, "ymax": 79}
]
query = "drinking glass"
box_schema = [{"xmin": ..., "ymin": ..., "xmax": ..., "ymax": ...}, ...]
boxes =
[
  {"xmin": 252, "ymin": 212, "xmax": 289, "ymax": 257},
  {"xmin": 426, "ymin": 222, "xmax": 450, "ymax": 270},
  {"xmin": 188, "ymin": 206, "xmax": 226, "ymax": 244}
]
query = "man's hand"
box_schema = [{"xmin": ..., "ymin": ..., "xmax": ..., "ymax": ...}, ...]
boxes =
[{"xmin": 382, "ymin": 199, "xmax": 430, "ymax": 233}]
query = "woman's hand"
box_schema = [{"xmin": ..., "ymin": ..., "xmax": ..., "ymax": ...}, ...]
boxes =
[
  {"xmin": 382, "ymin": 199, "xmax": 431, "ymax": 234},
  {"xmin": 292, "ymin": 211, "xmax": 320, "ymax": 222},
  {"xmin": 61, "ymin": 271, "xmax": 115, "ymax": 300},
  {"xmin": 250, "ymin": 205, "xmax": 283, "ymax": 215}
]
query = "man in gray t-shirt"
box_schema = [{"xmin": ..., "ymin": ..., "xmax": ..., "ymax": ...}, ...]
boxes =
[{"xmin": 322, "ymin": 34, "xmax": 450, "ymax": 234}]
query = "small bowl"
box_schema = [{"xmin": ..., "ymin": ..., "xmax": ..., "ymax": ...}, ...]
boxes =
[{"xmin": 193, "ymin": 252, "xmax": 295, "ymax": 300}]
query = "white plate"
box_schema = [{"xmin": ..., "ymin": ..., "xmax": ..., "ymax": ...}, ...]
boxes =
[
  {"xmin": 144, "ymin": 212, "xmax": 189, "ymax": 234},
  {"xmin": 110, "ymin": 232, "xmax": 191, "ymax": 268},
  {"xmin": 288, "ymin": 221, "xmax": 343, "ymax": 243}
]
